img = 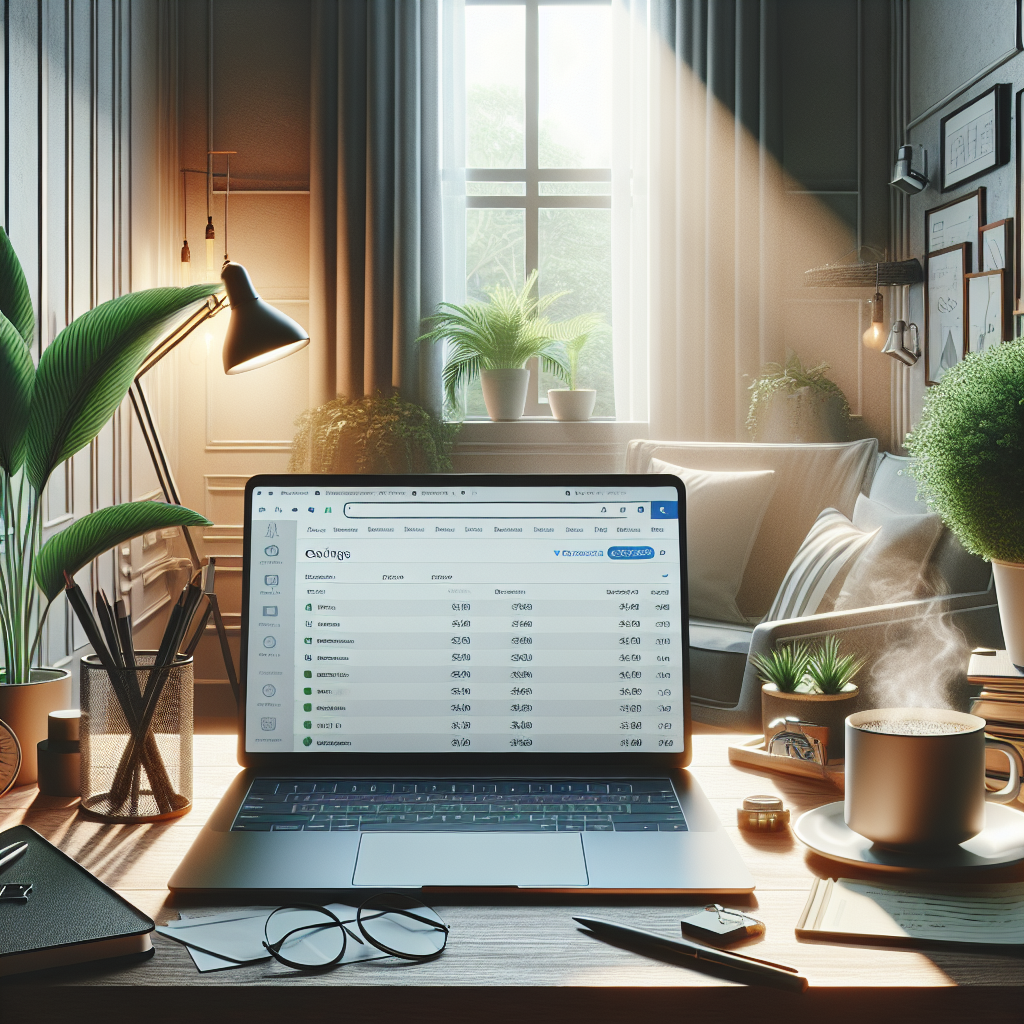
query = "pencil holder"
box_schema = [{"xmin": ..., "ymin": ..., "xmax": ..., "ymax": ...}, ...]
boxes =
[{"xmin": 79, "ymin": 652, "xmax": 193, "ymax": 822}]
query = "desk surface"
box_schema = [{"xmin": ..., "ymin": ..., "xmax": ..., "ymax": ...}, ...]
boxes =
[{"xmin": 1, "ymin": 732, "xmax": 1021, "ymax": 1023}]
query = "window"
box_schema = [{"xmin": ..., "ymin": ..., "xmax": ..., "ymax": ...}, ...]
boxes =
[{"xmin": 454, "ymin": 1, "xmax": 615, "ymax": 418}]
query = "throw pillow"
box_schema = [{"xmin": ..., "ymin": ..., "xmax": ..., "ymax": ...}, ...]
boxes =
[
  {"xmin": 764, "ymin": 508, "xmax": 877, "ymax": 622},
  {"xmin": 650, "ymin": 458, "xmax": 776, "ymax": 625},
  {"xmin": 833, "ymin": 494, "xmax": 945, "ymax": 610}
]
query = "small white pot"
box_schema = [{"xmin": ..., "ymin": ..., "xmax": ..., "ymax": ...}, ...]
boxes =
[
  {"xmin": 992, "ymin": 560, "xmax": 1024, "ymax": 669},
  {"xmin": 547, "ymin": 389, "xmax": 596, "ymax": 422},
  {"xmin": 480, "ymin": 368, "xmax": 530, "ymax": 421}
]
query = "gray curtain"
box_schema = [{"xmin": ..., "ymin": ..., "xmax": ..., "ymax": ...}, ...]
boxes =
[
  {"xmin": 310, "ymin": 0, "xmax": 443, "ymax": 414},
  {"xmin": 647, "ymin": 0, "xmax": 783, "ymax": 441}
]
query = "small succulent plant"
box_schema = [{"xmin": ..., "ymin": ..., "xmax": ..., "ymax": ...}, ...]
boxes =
[
  {"xmin": 805, "ymin": 635, "xmax": 864, "ymax": 695},
  {"xmin": 752, "ymin": 643, "xmax": 812, "ymax": 693}
]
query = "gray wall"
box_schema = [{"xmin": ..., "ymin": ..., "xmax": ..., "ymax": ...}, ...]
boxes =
[
  {"xmin": 0, "ymin": 1, "xmax": 178, "ymax": 687},
  {"xmin": 902, "ymin": 0, "xmax": 1022, "ymax": 426}
]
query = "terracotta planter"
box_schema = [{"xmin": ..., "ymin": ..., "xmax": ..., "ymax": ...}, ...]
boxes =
[
  {"xmin": 547, "ymin": 389, "xmax": 596, "ymax": 422},
  {"xmin": 0, "ymin": 668, "xmax": 74, "ymax": 786},
  {"xmin": 480, "ymin": 368, "xmax": 530, "ymax": 421},
  {"xmin": 761, "ymin": 682, "xmax": 859, "ymax": 761},
  {"xmin": 992, "ymin": 560, "xmax": 1024, "ymax": 670}
]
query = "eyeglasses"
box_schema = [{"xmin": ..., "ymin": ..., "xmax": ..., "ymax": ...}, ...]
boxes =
[{"xmin": 262, "ymin": 892, "xmax": 449, "ymax": 971}]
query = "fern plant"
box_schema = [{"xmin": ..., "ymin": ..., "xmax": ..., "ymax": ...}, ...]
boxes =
[
  {"xmin": 290, "ymin": 393, "xmax": 460, "ymax": 474},
  {"xmin": 906, "ymin": 341, "xmax": 1024, "ymax": 564},
  {"xmin": 0, "ymin": 228, "xmax": 215, "ymax": 686},
  {"xmin": 805, "ymin": 636, "xmax": 863, "ymax": 695},
  {"xmin": 746, "ymin": 350, "xmax": 851, "ymax": 439},
  {"xmin": 752, "ymin": 642, "xmax": 812, "ymax": 693},
  {"xmin": 548, "ymin": 314, "xmax": 604, "ymax": 390},
  {"xmin": 418, "ymin": 270, "xmax": 569, "ymax": 413}
]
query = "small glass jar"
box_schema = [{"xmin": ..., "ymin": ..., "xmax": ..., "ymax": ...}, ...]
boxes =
[{"xmin": 80, "ymin": 652, "xmax": 193, "ymax": 822}]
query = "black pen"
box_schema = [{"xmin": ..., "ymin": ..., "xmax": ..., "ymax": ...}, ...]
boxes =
[
  {"xmin": 0, "ymin": 841, "xmax": 28, "ymax": 874},
  {"xmin": 573, "ymin": 916, "xmax": 807, "ymax": 992}
]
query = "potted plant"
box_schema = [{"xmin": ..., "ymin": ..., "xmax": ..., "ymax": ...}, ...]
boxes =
[
  {"xmin": 0, "ymin": 229, "xmax": 214, "ymax": 784},
  {"xmin": 746, "ymin": 351, "xmax": 851, "ymax": 442},
  {"xmin": 907, "ymin": 341, "xmax": 1024, "ymax": 668},
  {"xmin": 419, "ymin": 270, "xmax": 568, "ymax": 421},
  {"xmin": 546, "ymin": 314, "xmax": 604, "ymax": 421},
  {"xmin": 757, "ymin": 636, "xmax": 862, "ymax": 760},
  {"xmin": 290, "ymin": 392, "xmax": 460, "ymax": 473}
]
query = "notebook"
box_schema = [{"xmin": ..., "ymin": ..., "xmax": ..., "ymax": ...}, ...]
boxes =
[
  {"xmin": 0, "ymin": 825, "xmax": 154, "ymax": 977},
  {"xmin": 797, "ymin": 876, "xmax": 1024, "ymax": 948}
]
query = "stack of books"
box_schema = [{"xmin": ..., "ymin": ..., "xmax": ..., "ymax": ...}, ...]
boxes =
[{"xmin": 968, "ymin": 649, "xmax": 1024, "ymax": 799}]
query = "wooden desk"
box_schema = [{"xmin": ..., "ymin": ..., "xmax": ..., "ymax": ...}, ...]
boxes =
[{"xmin": 1, "ymin": 732, "xmax": 1020, "ymax": 1023}]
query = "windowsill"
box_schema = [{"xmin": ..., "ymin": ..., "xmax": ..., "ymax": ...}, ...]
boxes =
[{"xmin": 450, "ymin": 420, "xmax": 650, "ymax": 473}]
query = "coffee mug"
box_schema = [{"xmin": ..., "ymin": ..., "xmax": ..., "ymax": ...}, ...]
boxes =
[{"xmin": 845, "ymin": 708, "xmax": 1023, "ymax": 849}]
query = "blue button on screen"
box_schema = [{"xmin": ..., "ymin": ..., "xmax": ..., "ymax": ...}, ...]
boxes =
[
  {"xmin": 608, "ymin": 546, "xmax": 655, "ymax": 560},
  {"xmin": 650, "ymin": 501, "xmax": 678, "ymax": 520}
]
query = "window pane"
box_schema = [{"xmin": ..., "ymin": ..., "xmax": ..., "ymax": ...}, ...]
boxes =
[
  {"xmin": 538, "ymin": 208, "xmax": 614, "ymax": 417},
  {"xmin": 539, "ymin": 5, "xmax": 612, "ymax": 168},
  {"xmin": 466, "ymin": 5, "xmax": 525, "ymax": 168},
  {"xmin": 466, "ymin": 182, "xmax": 527, "ymax": 196},
  {"xmin": 462, "ymin": 208, "xmax": 526, "ymax": 417},
  {"xmin": 538, "ymin": 182, "xmax": 611, "ymax": 196}
]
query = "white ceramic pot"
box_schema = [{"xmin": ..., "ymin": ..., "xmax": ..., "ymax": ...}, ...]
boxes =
[
  {"xmin": 547, "ymin": 389, "xmax": 597, "ymax": 422},
  {"xmin": 480, "ymin": 368, "xmax": 530, "ymax": 421},
  {"xmin": 0, "ymin": 667, "xmax": 73, "ymax": 786},
  {"xmin": 992, "ymin": 560, "xmax": 1024, "ymax": 670}
]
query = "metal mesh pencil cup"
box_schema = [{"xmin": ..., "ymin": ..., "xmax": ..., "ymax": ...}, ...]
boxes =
[{"xmin": 80, "ymin": 651, "xmax": 193, "ymax": 822}]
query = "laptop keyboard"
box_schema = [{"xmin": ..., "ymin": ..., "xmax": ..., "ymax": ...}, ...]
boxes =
[{"xmin": 230, "ymin": 778, "xmax": 687, "ymax": 833}]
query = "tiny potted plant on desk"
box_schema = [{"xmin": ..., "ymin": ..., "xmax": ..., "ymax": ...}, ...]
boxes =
[
  {"xmin": 418, "ymin": 270, "xmax": 569, "ymax": 422},
  {"xmin": 757, "ymin": 636, "xmax": 863, "ymax": 761},
  {"xmin": 907, "ymin": 340, "xmax": 1024, "ymax": 670},
  {"xmin": 0, "ymin": 228, "xmax": 213, "ymax": 784},
  {"xmin": 546, "ymin": 314, "xmax": 604, "ymax": 421}
]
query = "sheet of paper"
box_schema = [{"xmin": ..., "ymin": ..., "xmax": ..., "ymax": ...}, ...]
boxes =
[
  {"xmin": 158, "ymin": 904, "xmax": 388, "ymax": 973},
  {"xmin": 818, "ymin": 880, "xmax": 1024, "ymax": 944}
]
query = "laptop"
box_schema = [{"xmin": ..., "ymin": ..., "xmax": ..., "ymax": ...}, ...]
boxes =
[{"xmin": 169, "ymin": 474, "xmax": 754, "ymax": 893}]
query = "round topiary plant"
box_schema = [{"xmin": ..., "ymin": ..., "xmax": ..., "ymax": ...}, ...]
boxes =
[{"xmin": 906, "ymin": 340, "xmax": 1024, "ymax": 564}]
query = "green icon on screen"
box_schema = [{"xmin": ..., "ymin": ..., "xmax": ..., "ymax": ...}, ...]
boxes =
[
  {"xmin": 305, "ymin": 603, "xmax": 312, "ymax": 611},
  {"xmin": 304, "ymin": 687, "xmax": 312, "ymax": 695},
  {"xmin": 304, "ymin": 703, "xmax": 312, "ymax": 712},
  {"xmin": 303, "ymin": 736, "xmax": 312, "ymax": 747},
  {"xmin": 303, "ymin": 670, "xmax": 312, "ymax": 678},
  {"xmin": 304, "ymin": 637, "xmax": 312, "ymax": 645},
  {"xmin": 303, "ymin": 720, "xmax": 312, "ymax": 729}
]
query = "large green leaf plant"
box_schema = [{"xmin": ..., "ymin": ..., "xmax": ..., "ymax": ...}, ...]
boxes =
[{"xmin": 0, "ymin": 228, "xmax": 216, "ymax": 685}]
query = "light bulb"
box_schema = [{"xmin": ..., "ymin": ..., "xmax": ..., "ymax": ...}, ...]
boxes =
[
  {"xmin": 205, "ymin": 216, "xmax": 216, "ymax": 282},
  {"xmin": 862, "ymin": 321, "xmax": 886, "ymax": 350},
  {"xmin": 179, "ymin": 240, "xmax": 191, "ymax": 287},
  {"xmin": 862, "ymin": 291, "xmax": 886, "ymax": 350}
]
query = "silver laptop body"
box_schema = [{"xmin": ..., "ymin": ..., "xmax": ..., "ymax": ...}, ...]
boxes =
[{"xmin": 169, "ymin": 474, "xmax": 753, "ymax": 894}]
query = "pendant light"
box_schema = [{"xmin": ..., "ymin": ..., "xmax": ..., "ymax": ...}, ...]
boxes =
[
  {"xmin": 180, "ymin": 171, "xmax": 191, "ymax": 286},
  {"xmin": 211, "ymin": 151, "xmax": 310, "ymax": 374},
  {"xmin": 860, "ymin": 264, "xmax": 887, "ymax": 351}
]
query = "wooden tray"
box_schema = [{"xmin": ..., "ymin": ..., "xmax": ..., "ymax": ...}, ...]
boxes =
[{"xmin": 727, "ymin": 735, "xmax": 845, "ymax": 791}]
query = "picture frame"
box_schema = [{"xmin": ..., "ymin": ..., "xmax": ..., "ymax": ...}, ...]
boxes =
[
  {"xmin": 926, "ymin": 188, "xmax": 986, "ymax": 271},
  {"xmin": 1017, "ymin": 89, "xmax": 1024, "ymax": 308},
  {"xmin": 925, "ymin": 243, "xmax": 969, "ymax": 386},
  {"xmin": 980, "ymin": 218, "xmax": 1012, "ymax": 272},
  {"xmin": 966, "ymin": 269, "xmax": 1010, "ymax": 353},
  {"xmin": 940, "ymin": 83, "xmax": 1011, "ymax": 191}
]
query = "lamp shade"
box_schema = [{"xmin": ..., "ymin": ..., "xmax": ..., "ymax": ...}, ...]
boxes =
[{"xmin": 221, "ymin": 261, "xmax": 309, "ymax": 374}]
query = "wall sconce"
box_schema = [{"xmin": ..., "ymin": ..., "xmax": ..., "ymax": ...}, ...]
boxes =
[
  {"xmin": 881, "ymin": 320, "xmax": 920, "ymax": 365},
  {"xmin": 890, "ymin": 145, "xmax": 929, "ymax": 195}
]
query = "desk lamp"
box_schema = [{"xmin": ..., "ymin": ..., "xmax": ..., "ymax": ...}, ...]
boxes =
[{"xmin": 128, "ymin": 152, "xmax": 309, "ymax": 701}]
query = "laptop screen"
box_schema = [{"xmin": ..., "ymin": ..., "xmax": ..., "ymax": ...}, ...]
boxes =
[{"xmin": 241, "ymin": 476, "xmax": 686, "ymax": 759}]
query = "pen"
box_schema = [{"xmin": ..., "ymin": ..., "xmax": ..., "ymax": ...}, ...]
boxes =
[
  {"xmin": 0, "ymin": 841, "xmax": 28, "ymax": 874},
  {"xmin": 573, "ymin": 916, "xmax": 808, "ymax": 992}
]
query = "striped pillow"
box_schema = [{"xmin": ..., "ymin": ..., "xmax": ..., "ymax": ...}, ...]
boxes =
[{"xmin": 764, "ymin": 509, "xmax": 877, "ymax": 622}]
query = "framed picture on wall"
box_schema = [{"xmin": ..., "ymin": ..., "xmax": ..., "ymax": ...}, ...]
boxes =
[
  {"xmin": 966, "ymin": 269, "xmax": 1011, "ymax": 353},
  {"xmin": 980, "ymin": 218, "xmax": 1012, "ymax": 271},
  {"xmin": 926, "ymin": 188, "xmax": 986, "ymax": 271},
  {"xmin": 926, "ymin": 243, "xmax": 969, "ymax": 386},
  {"xmin": 1017, "ymin": 89, "xmax": 1024, "ymax": 309},
  {"xmin": 940, "ymin": 84, "xmax": 1011, "ymax": 191}
]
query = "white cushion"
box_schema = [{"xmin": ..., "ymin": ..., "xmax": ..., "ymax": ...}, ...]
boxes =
[
  {"xmin": 628, "ymin": 439, "xmax": 878, "ymax": 618},
  {"xmin": 651, "ymin": 458, "xmax": 776, "ymax": 625},
  {"xmin": 765, "ymin": 508, "xmax": 877, "ymax": 622}
]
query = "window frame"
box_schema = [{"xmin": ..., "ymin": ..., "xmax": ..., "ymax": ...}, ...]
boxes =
[{"xmin": 465, "ymin": 0, "xmax": 613, "ymax": 417}]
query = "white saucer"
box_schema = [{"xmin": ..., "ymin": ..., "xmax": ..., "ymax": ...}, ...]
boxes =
[{"xmin": 794, "ymin": 801, "xmax": 1024, "ymax": 873}]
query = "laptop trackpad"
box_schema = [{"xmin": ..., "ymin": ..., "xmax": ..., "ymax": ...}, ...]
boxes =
[{"xmin": 352, "ymin": 832, "xmax": 588, "ymax": 887}]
